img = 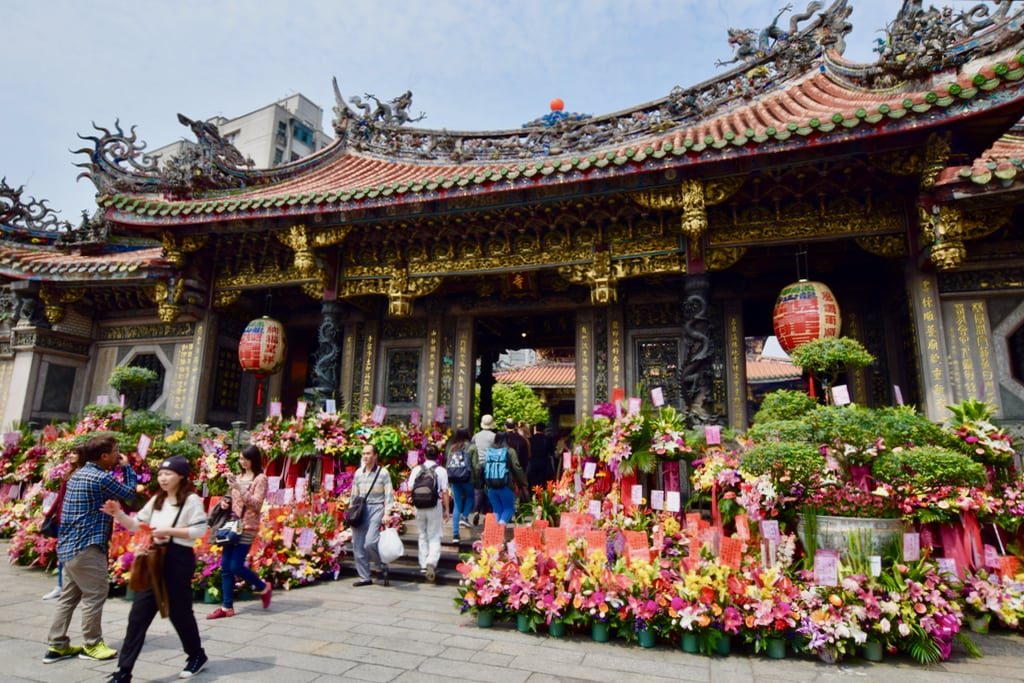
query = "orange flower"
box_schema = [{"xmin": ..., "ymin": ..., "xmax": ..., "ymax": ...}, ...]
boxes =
[{"xmin": 828, "ymin": 594, "xmax": 843, "ymax": 607}]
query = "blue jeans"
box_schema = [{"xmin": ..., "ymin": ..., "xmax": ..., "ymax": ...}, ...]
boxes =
[
  {"xmin": 450, "ymin": 481, "xmax": 474, "ymax": 536},
  {"xmin": 486, "ymin": 486, "xmax": 516, "ymax": 524},
  {"xmin": 220, "ymin": 543, "xmax": 266, "ymax": 608}
]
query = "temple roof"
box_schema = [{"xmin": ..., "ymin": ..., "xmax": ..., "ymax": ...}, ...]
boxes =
[
  {"xmin": 957, "ymin": 121, "xmax": 1024, "ymax": 186},
  {"xmin": 67, "ymin": 1, "xmax": 1024, "ymax": 229},
  {"xmin": 0, "ymin": 244, "xmax": 166, "ymax": 283},
  {"xmin": 495, "ymin": 363, "xmax": 575, "ymax": 389}
]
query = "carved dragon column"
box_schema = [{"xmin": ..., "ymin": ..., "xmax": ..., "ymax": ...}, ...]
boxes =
[
  {"xmin": 680, "ymin": 274, "xmax": 717, "ymax": 423},
  {"xmin": 312, "ymin": 300, "xmax": 342, "ymax": 405},
  {"xmin": 477, "ymin": 352, "xmax": 497, "ymax": 419}
]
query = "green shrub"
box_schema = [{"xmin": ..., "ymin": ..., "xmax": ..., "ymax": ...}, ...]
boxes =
[
  {"xmin": 109, "ymin": 365, "xmax": 159, "ymax": 393},
  {"xmin": 746, "ymin": 419, "xmax": 815, "ymax": 443},
  {"xmin": 123, "ymin": 410, "xmax": 167, "ymax": 437},
  {"xmin": 753, "ymin": 390, "xmax": 818, "ymax": 423},
  {"xmin": 740, "ymin": 441, "xmax": 826, "ymax": 495},
  {"xmin": 874, "ymin": 406, "xmax": 953, "ymax": 449},
  {"xmin": 872, "ymin": 446, "xmax": 986, "ymax": 489}
]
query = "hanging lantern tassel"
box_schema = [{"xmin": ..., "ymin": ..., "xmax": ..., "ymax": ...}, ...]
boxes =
[
  {"xmin": 255, "ymin": 375, "xmax": 265, "ymax": 406},
  {"xmin": 808, "ymin": 372, "xmax": 817, "ymax": 399}
]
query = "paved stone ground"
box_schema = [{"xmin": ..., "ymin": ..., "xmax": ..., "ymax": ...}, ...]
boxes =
[{"xmin": 2, "ymin": 548, "xmax": 1024, "ymax": 682}]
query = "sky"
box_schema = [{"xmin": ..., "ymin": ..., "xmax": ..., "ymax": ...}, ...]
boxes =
[{"xmin": 2, "ymin": 0, "xmax": 932, "ymax": 220}]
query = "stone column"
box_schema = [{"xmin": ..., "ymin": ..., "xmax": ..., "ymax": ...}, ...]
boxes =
[
  {"xmin": 681, "ymin": 274, "xmax": 715, "ymax": 422},
  {"xmin": 906, "ymin": 265, "xmax": 952, "ymax": 421},
  {"xmin": 452, "ymin": 316, "xmax": 475, "ymax": 429},
  {"xmin": 575, "ymin": 309, "xmax": 594, "ymax": 422},
  {"xmin": 339, "ymin": 321, "xmax": 358, "ymax": 418},
  {"xmin": 723, "ymin": 299, "xmax": 747, "ymax": 430},
  {"xmin": 312, "ymin": 300, "xmax": 342, "ymax": 405}
]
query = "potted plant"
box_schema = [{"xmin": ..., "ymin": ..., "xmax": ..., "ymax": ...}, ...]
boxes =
[
  {"xmin": 108, "ymin": 364, "xmax": 159, "ymax": 408},
  {"xmin": 788, "ymin": 337, "xmax": 875, "ymax": 405}
]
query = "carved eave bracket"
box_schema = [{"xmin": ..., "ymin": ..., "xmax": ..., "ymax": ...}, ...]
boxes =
[
  {"xmin": 275, "ymin": 224, "xmax": 350, "ymax": 278},
  {"xmin": 338, "ymin": 268, "xmax": 441, "ymax": 317},
  {"xmin": 855, "ymin": 235, "xmax": 907, "ymax": 259},
  {"xmin": 920, "ymin": 204, "xmax": 1013, "ymax": 271},
  {"xmin": 870, "ymin": 132, "xmax": 952, "ymax": 190},
  {"xmin": 146, "ymin": 278, "xmax": 185, "ymax": 323},
  {"xmin": 39, "ymin": 286, "xmax": 85, "ymax": 324},
  {"xmin": 161, "ymin": 232, "xmax": 208, "ymax": 267},
  {"xmin": 633, "ymin": 176, "xmax": 745, "ymax": 241},
  {"xmin": 559, "ymin": 251, "xmax": 686, "ymax": 304},
  {"xmin": 213, "ymin": 265, "xmax": 329, "ymax": 308}
]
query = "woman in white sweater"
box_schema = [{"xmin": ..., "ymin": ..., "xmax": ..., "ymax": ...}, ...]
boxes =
[{"xmin": 102, "ymin": 456, "xmax": 208, "ymax": 682}]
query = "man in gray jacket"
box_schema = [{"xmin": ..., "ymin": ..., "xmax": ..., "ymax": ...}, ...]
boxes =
[{"xmin": 468, "ymin": 414, "xmax": 496, "ymax": 524}]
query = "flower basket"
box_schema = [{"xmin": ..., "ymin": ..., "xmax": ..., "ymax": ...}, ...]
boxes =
[
  {"xmin": 968, "ymin": 613, "xmax": 991, "ymax": 634},
  {"xmin": 548, "ymin": 619, "xmax": 567, "ymax": 638},
  {"xmin": 863, "ymin": 639, "xmax": 884, "ymax": 662},
  {"xmin": 591, "ymin": 622, "xmax": 610, "ymax": 642},
  {"xmin": 681, "ymin": 632, "xmax": 699, "ymax": 653},
  {"xmin": 797, "ymin": 514, "xmax": 903, "ymax": 555},
  {"xmin": 637, "ymin": 627, "xmax": 656, "ymax": 648},
  {"xmin": 766, "ymin": 636, "xmax": 786, "ymax": 660},
  {"xmin": 477, "ymin": 609, "xmax": 495, "ymax": 628},
  {"xmin": 714, "ymin": 632, "xmax": 731, "ymax": 656}
]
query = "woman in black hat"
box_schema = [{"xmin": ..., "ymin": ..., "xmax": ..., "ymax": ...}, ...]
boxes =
[{"xmin": 102, "ymin": 456, "xmax": 209, "ymax": 682}]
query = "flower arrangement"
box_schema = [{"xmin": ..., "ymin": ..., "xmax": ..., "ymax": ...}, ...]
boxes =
[
  {"xmin": 962, "ymin": 570, "xmax": 1024, "ymax": 629},
  {"xmin": 947, "ymin": 399, "xmax": 1015, "ymax": 468}
]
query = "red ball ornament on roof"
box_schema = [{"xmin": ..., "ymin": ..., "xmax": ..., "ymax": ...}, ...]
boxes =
[
  {"xmin": 550, "ymin": 98, "xmax": 564, "ymax": 112},
  {"xmin": 238, "ymin": 316, "xmax": 287, "ymax": 376},
  {"xmin": 772, "ymin": 280, "xmax": 841, "ymax": 353}
]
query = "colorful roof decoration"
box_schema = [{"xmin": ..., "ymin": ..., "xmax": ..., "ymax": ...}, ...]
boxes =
[
  {"xmin": 957, "ymin": 121, "xmax": 1024, "ymax": 186},
  {"xmin": 66, "ymin": 1, "xmax": 1024, "ymax": 228},
  {"xmin": 0, "ymin": 245, "xmax": 166, "ymax": 282},
  {"xmin": 495, "ymin": 363, "xmax": 575, "ymax": 389}
]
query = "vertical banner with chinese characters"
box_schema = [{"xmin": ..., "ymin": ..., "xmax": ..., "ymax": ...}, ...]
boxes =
[
  {"xmin": 907, "ymin": 269, "xmax": 952, "ymax": 421},
  {"xmin": 723, "ymin": 300, "xmax": 747, "ymax": 430},
  {"xmin": 576, "ymin": 310, "xmax": 594, "ymax": 423},
  {"xmin": 941, "ymin": 299, "xmax": 1001, "ymax": 415},
  {"xmin": 424, "ymin": 319, "xmax": 442, "ymax": 422},
  {"xmin": 608, "ymin": 310, "xmax": 625, "ymax": 402},
  {"xmin": 452, "ymin": 316, "xmax": 474, "ymax": 429}
]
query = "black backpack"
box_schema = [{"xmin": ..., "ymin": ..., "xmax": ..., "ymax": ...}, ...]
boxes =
[
  {"xmin": 411, "ymin": 465, "xmax": 440, "ymax": 508},
  {"xmin": 447, "ymin": 448, "xmax": 472, "ymax": 483}
]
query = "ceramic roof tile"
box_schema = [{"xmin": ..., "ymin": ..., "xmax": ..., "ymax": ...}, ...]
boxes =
[
  {"xmin": 0, "ymin": 244, "xmax": 166, "ymax": 281},
  {"xmin": 494, "ymin": 363, "xmax": 575, "ymax": 388}
]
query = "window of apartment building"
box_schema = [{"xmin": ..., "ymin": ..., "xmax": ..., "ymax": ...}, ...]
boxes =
[
  {"xmin": 292, "ymin": 122, "xmax": 314, "ymax": 146},
  {"xmin": 223, "ymin": 130, "xmax": 240, "ymax": 145},
  {"xmin": 290, "ymin": 151, "xmax": 300, "ymax": 162},
  {"xmin": 274, "ymin": 148, "xmax": 284, "ymax": 165}
]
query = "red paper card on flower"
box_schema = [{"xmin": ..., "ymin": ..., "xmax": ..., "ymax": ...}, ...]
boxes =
[
  {"xmin": 281, "ymin": 527, "xmax": 295, "ymax": 549},
  {"xmin": 481, "ymin": 524, "xmax": 505, "ymax": 549},
  {"xmin": 623, "ymin": 530, "xmax": 650, "ymax": 563},
  {"xmin": 514, "ymin": 527, "xmax": 541, "ymax": 553},
  {"xmin": 129, "ymin": 523, "xmax": 153, "ymax": 553},
  {"xmin": 720, "ymin": 536, "xmax": 743, "ymax": 569},
  {"xmin": 998, "ymin": 555, "xmax": 1020, "ymax": 579},
  {"xmin": 734, "ymin": 514, "xmax": 750, "ymax": 541},
  {"xmin": 544, "ymin": 528, "xmax": 568, "ymax": 555},
  {"xmin": 686, "ymin": 513, "xmax": 701, "ymax": 535},
  {"xmin": 532, "ymin": 518, "xmax": 549, "ymax": 530},
  {"xmin": 585, "ymin": 530, "xmax": 607, "ymax": 554}
]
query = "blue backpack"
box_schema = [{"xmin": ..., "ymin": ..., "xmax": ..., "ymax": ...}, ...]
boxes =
[{"xmin": 484, "ymin": 447, "xmax": 510, "ymax": 489}]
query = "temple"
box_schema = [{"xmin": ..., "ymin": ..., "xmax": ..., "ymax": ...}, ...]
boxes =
[{"xmin": 2, "ymin": 0, "xmax": 1024, "ymax": 433}]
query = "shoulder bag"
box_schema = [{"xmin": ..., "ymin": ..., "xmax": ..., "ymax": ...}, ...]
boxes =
[{"xmin": 345, "ymin": 466, "xmax": 382, "ymax": 527}]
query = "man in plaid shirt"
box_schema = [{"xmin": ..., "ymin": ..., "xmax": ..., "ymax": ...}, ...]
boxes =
[{"xmin": 43, "ymin": 434, "xmax": 137, "ymax": 665}]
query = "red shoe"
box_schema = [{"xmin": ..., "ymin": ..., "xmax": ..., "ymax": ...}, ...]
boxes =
[
  {"xmin": 260, "ymin": 584, "xmax": 273, "ymax": 609},
  {"xmin": 206, "ymin": 607, "xmax": 235, "ymax": 620}
]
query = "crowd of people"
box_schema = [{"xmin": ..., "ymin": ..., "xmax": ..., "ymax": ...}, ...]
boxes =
[{"xmin": 39, "ymin": 415, "xmax": 561, "ymax": 678}]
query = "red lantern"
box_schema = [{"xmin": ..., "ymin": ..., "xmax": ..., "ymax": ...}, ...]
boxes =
[
  {"xmin": 550, "ymin": 97, "xmax": 564, "ymax": 112},
  {"xmin": 772, "ymin": 280, "xmax": 841, "ymax": 353},
  {"xmin": 239, "ymin": 316, "xmax": 287, "ymax": 405}
]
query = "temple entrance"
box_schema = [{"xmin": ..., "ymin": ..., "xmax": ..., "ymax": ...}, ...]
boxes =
[{"xmin": 474, "ymin": 310, "xmax": 576, "ymax": 433}]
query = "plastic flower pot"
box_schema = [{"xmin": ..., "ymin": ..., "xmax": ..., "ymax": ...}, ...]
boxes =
[
  {"xmin": 548, "ymin": 619, "xmax": 567, "ymax": 638},
  {"xmin": 968, "ymin": 613, "xmax": 991, "ymax": 634},
  {"xmin": 766, "ymin": 636, "xmax": 786, "ymax": 660},
  {"xmin": 517, "ymin": 614, "xmax": 531, "ymax": 633},
  {"xmin": 591, "ymin": 622, "xmax": 610, "ymax": 642},
  {"xmin": 862, "ymin": 639, "xmax": 884, "ymax": 662},
  {"xmin": 124, "ymin": 589, "xmax": 135, "ymax": 602},
  {"xmin": 714, "ymin": 632, "xmax": 731, "ymax": 656},
  {"xmin": 476, "ymin": 609, "xmax": 495, "ymax": 628},
  {"xmin": 681, "ymin": 632, "xmax": 699, "ymax": 653},
  {"xmin": 638, "ymin": 628, "xmax": 656, "ymax": 648},
  {"xmin": 203, "ymin": 587, "xmax": 219, "ymax": 604}
]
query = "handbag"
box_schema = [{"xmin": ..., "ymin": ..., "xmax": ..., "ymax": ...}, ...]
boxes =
[
  {"xmin": 129, "ymin": 501, "xmax": 184, "ymax": 593},
  {"xmin": 344, "ymin": 466, "xmax": 382, "ymax": 527},
  {"xmin": 40, "ymin": 515, "xmax": 59, "ymax": 539},
  {"xmin": 214, "ymin": 519, "xmax": 241, "ymax": 546}
]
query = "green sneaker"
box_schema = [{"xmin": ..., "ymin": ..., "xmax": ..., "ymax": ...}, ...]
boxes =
[
  {"xmin": 79, "ymin": 641, "xmax": 118, "ymax": 661},
  {"xmin": 42, "ymin": 645, "xmax": 83, "ymax": 663}
]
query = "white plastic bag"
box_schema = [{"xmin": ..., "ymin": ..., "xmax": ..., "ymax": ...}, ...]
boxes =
[{"xmin": 377, "ymin": 527, "xmax": 405, "ymax": 564}]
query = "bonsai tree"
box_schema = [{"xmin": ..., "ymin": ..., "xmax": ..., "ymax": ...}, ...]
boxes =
[
  {"xmin": 108, "ymin": 364, "xmax": 159, "ymax": 408},
  {"xmin": 789, "ymin": 337, "xmax": 875, "ymax": 405}
]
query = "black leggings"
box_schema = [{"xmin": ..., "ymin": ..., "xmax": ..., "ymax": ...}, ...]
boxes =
[{"xmin": 118, "ymin": 543, "xmax": 204, "ymax": 673}]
